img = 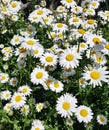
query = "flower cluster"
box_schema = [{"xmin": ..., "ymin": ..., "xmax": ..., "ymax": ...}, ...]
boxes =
[{"xmin": 0, "ymin": 0, "xmax": 109, "ymax": 130}]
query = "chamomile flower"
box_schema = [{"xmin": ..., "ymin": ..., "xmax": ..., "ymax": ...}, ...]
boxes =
[
  {"xmin": 52, "ymin": 23, "xmax": 68, "ymax": 32},
  {"xmin": 82, "ymin": 66, "xmax": 109, "ymax": 87},
  {"xmin": 31, "ymin": 119, "xmax": 44, "ymax": 130},
  {"xmin": 59, "ymin": 48, "xmax": 81, "ymax": 69},
  {"xmin": 21, "ymin": 104, "xmax": 30, "ymax": 115},
  {"xmin": 75, "ymin": 105, "xmax": 93, "ymax": 123},
  {"xmin": 9, "ymin": 77, "xmax": 18, "ymax": 87},
  {"xmin": 97, "ymin": 114, "xmax": 107, "ymax": 125},
  {"xmin": 40, "ymin": 52, "xmax": 57, "ymax": 67},
  {"xmin": 30, "ymin": 67, "xmax": 49, "ymax": 85},
  {"xmin": 18, "ymin": 85, "xmax": 32, "ymax": 96},
  {"xmin": 0, "ymin": 73, "xmax": 9, "ymax": 83},
  {"xmin": 10, "ymin": 35, "xmax": 22, "ymax": 46},
  {"xmin": 61, "ymin": 0, "xmax": 77, "ymax": 8},
  {"xmin": 56, "ymin": 93, "xmax": 78, "ymax": 118},
  {"xmin": 90, "ymin": 1, "xmax": 100, "ymax": 9},
  {"xmin": 0, "ymin": 90, "xmax": 11, "ymax": 100},
  {"xmin": 4, "ymin": 103, "xmax": 12, "ymax": 113},
  {"xmin": 11, "ymin": 92, "xmax": 26, "ymax": 109},
  {"xmin": 49, "ymin": 80, "xmax": 64, "ymax": 93},
  {"xmin": 36, "ymin": 103, "xmax": 44, "ymax": 112},
  {"xmin": 22, "ymin": 38, "xmax": 39, "ymax": 50}
]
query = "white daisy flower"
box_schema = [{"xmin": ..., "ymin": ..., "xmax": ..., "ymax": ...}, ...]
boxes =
[
  {"xmin": 49, "ymin": 80, "xmax": 64, "ymax": 93},
  {"xmin": 21, "ymin": 104, "xmax": 30, "ymax": 115},
  {"xmin": 0, "ymin": 73, "xmax": 9, "ymax": 83},
  {"xmin": 90, "ymin": 1, "xmax": 100, "ymax": 9},
  {"xmin": 56, "ymin": 93, "xmax": 78, "ymax": 118},
  {"xmin": 0, "ymin": 90, "xmax": 11, "ymax": 100},
  {"xmin": 82, "ymin": 66, "xmax": 109, "ymax": 87},
  {"xmin": 62, "ymin": 67, "xmax": 76, "ymax": 77},
  {"xmin": 22, "ymin": 38, "xmax": 39, "ymax": 50},
  {"xmin": 36, "ymin": 103, "xmax": 44, "ymax": 112},
  {"xmin": 4, "ymin": 103, "xmax": 12, "ymax": 113},
  {"xmin": 40, "ymin": 52, "xmax": 57, "ymax": 67},
  {"xmin": 97, "ymin": 114, "xmax": 107, "ymax": 125},
  {"xmin": 56, "ymin": 5, "xmax": 66, "ymax": 13},
  {"xmin": 8, "ymin": 1, "xmax": 21, "ymax": 13},
  {"xmin": 15, "ymin": 46, "xmax": 28, "ymax": 56},
  {"xmin": 24, "ymin": 25, "xmax": 36, "ymax": 37},
  {"xmin": 71, "ymin": 6, "xmax": 83, "ymax": 14},
  {"xmin": 18, "ymin": 85, "xmax": 32, "ymax": 96},
  {"xmin": 66, "ymin": 118, "xmax": 74, "ymax": 126},
  {"xmin": 59, "ymin": 48, "xmax": 82, "ymax": 69},
  {"xmin": 10, "ymin": 35, "xmax": 22, "ymax": 46},
  {"xmin": 30, "ymin": 67, "xmax": 49, "ymax": 85},
  {"xmin": 10, "ymin": 77, "xmax": 18, "ymax": 87},
  {"xmin": 31, "ymin": 119, "xmax": 44, "ymax": 130},
  {"xmin": 11, "ymin": 14, "xmax": 19, "ymax": 21},
  {"xmin": 11, "ymin": 92, "xmax": 26, "ymax": 109},
  {"xmin": 75, "ymin": 105, "xmax": 93, "ymax": 123},
  {"xmin": 61, "ymin": 0, "xmax": 77, "ymax": 8},
  {"xmin": 1, "ymin": 47, "xmax": 13, "ymax": 56},
  {"xmin": 52, "ymin": 23, "xmax": 68, "ymax": 32},
  {"xmin": 102, "ymin": 43, "xmax": 109, "ymax": 55}
]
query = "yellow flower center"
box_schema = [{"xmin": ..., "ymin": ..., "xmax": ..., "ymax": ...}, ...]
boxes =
[
  {"xmin": 37, "ymin": 10, "xmax": 43, "ymax": 15},
  {"xmin": 34, "ymin": 49, "xmax": 39, "ymax": 54},
  {"xmin": 46, "ymin": 56, "xmax": 53, "ymax": 62},
  {"xmin": 80, "ymin": 109, "xmax": 88, "ymax": 117},
  {"xmin": 27, "ymin": 29, "xmax": 33, "ymax": 34},
  {"xmin": 1, "ymin": 75, "xmax": 6, "ymax": 80},
  {"xmin": 15, "ymin": 95, "xmax": 22, "ymax": 102},
  {"xmin": 19, "ymin": 48, "xmax": 26, "ymax": 53},
  {"xmin": 11, "ymin": 2, "xmax": 17, "ymax": 8},
  {"xmin": 5, "ymin": 93, "xmax": 9, "ymax": 98},
  {"xmin": 90, "ymin": 71, "xmax": 100, "ymax": 80},
  {"xmin": 79, "ymin": 79, "xmax": 85, "ymax": 84},
  {"xmin": 26, "ymin": 40, "xmax": 35, "ymax": 45},
  {"xmin": 44, "ymin": 18, "xmax": 49, "ymax": 23},
  {"xmin": 92, "ymin": 2, "xmax": 96, "ymax": 6},
  {"xmin": 83, "ymin": 8, "xmax": 87, "ymax": 12},
  {"xmin": 96, "ymin": 57, "xmax": 103, "ymax": 63},
  {"xmin": 38, "ymin": 104, "xmax": 43, "ymax": 110},
  {"xmin": 4, "ymin": 48, "xmax": 11, "ymax": 53},
  {"xmin": 22, "ymin": 107, "xmax": 28, "ymax": 112},
  {"xmin": 77, "ymin": 29, "xmax": 86, "ymax": 34},
  {"xmin": 35, "ymin": 128, "xmax": 40, "ymax": 130},
  {"xmin": 105, "ymin": 44, "xmax": 109, "ymax": 50},
  {"xmin": 46, "ymin": 79, "xmax": 52, "ymax": 86},
  {"xmin": 22, "ymin": 88, "xmax": 28, "ymax": 93},
  {"xmin": 14, "ymin": 37, "xmax": 19, "ymax": 42},
  {"xmin": 87, "ymin": 19, "xmax": 94, "ymax": 24},
  {"xmin": 66, "ymin": 67, "xmax": 72, "ymax": 72},
  {"xmin": 58, "ymin": 33, "xmax": 63, "ymax": 37},
  {"xmin": 7, "ymin": 105, "xmax": 11, "ymax": 109},
  {"xmin": 100, "ymin": 117, "xmax": 105, "ymax": 122},
  {"xmin": 59, "ymin": 7, "xmax": 64, "ymax": 11},
  {"xmin": 57, "ymin": 23, "xmax": 63, "ymax": 28},
  {"xmin": 80, "ymin": 43, "xmax": 86, "ymax": 48},
  {"xmin": 93, "ymin": 37, "xmax": 101, "ymax": 44},
  {"xmin": 66, "ymin": 54, "xmax": 74, "ymax": 61},
  {"xmin": 62, "ymin": 102, "xmax": 70, "ymax": 110},
  {"xmin": 73, "ymin": 18, "xmax": 79, "ymax": 22},
  {"xmin": 66, "ymin": 0, "xmax": 73, "ymax": 3},
  {"xmin": 54, "ymin": 82, "xmax": 60, "ymax": 88},
  {"xmin": 36, "ymin": 72, "xmax": 43, "ymax": 79},
  {"xmin": 51, "ymin": 33, "xmax": 56, "ymax": 39}
]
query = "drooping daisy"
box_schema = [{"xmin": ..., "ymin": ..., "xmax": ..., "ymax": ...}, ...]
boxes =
[
  {"xmin": 0, "ymin": 90, "xmax": 11, "ymax": 100},
  {"xmin": 0, "ymin": 73, "xmax": 9, "ymax": 83},
  {"xmin": 24, "ymin": 25, "xmax": 36, "ymax": 37},
  {"xmin": 62, "ymin": 67, "xmax": 76, "ymax": 77},
  {"xmin": 82, "ymin": 66, "xmax": 109, "ymax": 87},
  {"xmin": 66, "ymin": 118, "xmax": 74, "ymax": 126},
  {"xmin": 10, "ymin": 35, "xmax": 22, "ymax": 46},
  {"xmin": 75, "ymin": 105, "xmax": 93, "ymax": 123},
  {"xmin": 61, "ymin": 0, "xmax": 77, "ymax": 8},
  {"xmin": 15, "ymin": 46, "xmax": 28, "ymax": 56},
  {"xmin": 17, "ymin": 60, "xmax": 26, "ymax": 69},
  {"xmin": 59, "ymin": 48, "xmax": 82, "ymax": 69},
  {"xmin": 36, "ymin": 103, "xmax": 44, "ymax": 112},
  {"xmin": 11, "ymin": 92, "xmax": 26, "ymax": 109},
  {"xmin": 40, "ymin": 52, "xmax": 57, "ymax": 67},
  {"xmin": 21, "ymin": 104, "xmax": 30, "ymax": 115},
  {"xmin": 56, "ymin": 93, "xmax": 78, "ymax": 118},
  {"xmin": 49, "ymin": 80, "xmax": 64, "ymax": 93},
  {"xmin": 97, "ymin": 114, "xmax": 107, "ymax": 125},
  {"xmin": 9, "ymin": 77, "xmax": 18, "ymax": 87},
  {"xmin": 18, "ymin": 85, "xmax": 32, "ymax": 96},
  {"xmin": 21, "ymin": 37, "xmax": 39, "ymax": 50},
  {"xmin": 31, "ymin": 119, "xmax": 44, "ymax": 130},
  {"xmin": 30, "ymin": 67, "xmax": 49, "ymax": 85},
  {"xmin": 4, "ymin": 103, "xmax": 12, "ymax": 113}
]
